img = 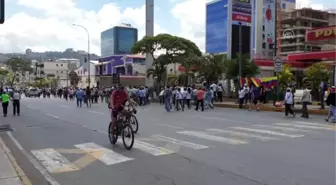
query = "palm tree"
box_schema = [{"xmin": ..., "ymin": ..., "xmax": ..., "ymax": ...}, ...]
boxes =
[
  {"xmin": 197, "ymin": 54, "xmax": 227, "ymax": 85},
  {"xmin": 146, "ymin": 62, "xmax": 167, "ymax": 93}
]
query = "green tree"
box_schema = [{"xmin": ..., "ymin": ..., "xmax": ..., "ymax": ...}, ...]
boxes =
[
  {"xmin": 225, "ymin": 55, "xmax": 260, "ymax": 80},
  {"xmin": 196, "ymin": 54, "xmax": 227, "ymax": 84},
  {"xmin": 5, "ymin": 57, "xmax": 33, "ymax": 86},
  {"xmin": 0, "ymin": 67, "xmax": 9, "ymax": 76},
  {"xmin": 178, "ymin": 54, "xmax": 200, "ymax": 86},
  {"xmin": 304, "ymin": 63, "xmax": 331, "ymax": 100},
  {"xmin": 132, "ymin": 33, "xmax": 202, "ymax": 88},
  {"xmin": 278, "ymin": 64, "xmax": 294, "ymax": 90}
]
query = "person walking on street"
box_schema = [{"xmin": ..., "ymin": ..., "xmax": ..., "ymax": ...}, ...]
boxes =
[
  {"xmin": 0, "ymin": 91, "xmax": 9, "ymax": 117},
  {"xmin": 195, "ymin": 87, "xmax": 205, "ymax": 111},
  {"xmin": 301, "ymin": 85, "xmax": 310, "ymax": 118},
  {"xmin": 284, "ymin": 87, "xmax": 296, "ymax": 117},
  {"xmin": 12, "ymin": 90, "xmax": 21, "ymax": 116},
  {"xmin": 325, "ymin": 86, "xmax": 335, "ymax": 123}
]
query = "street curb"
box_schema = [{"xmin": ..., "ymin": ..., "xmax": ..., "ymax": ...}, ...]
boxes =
[
  {"xmin": 214, "ymin": 103, "xmax": 328, "ymax": 115},
  {"xmin": 0, "ymin": 136, "xmax": 33, "ymax": 185}
]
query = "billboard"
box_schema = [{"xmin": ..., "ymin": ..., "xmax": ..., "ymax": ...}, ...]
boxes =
[
  {"xmin": 232, "ymin": 0, "xmax": 252, "ymax": 23},
  {"xmin": 306, "ymin": 26, "xmax": 336, "ymax": 42},
  {"xmin": 205, "ymin": 0, "xmax": 228, "ymax": 53},
  {"xmin": 263, "ymin": 0, "xmax": 275, "ymax": 45}
]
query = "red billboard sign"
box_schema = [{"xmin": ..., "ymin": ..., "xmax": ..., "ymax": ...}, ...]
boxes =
[
  {"xmin": 232, "ymin": 13, "xmax": 251, "ymax": 23},
  {"xmin": 306, "ymin": 26, "xmax": 336, "ymax": 42}
]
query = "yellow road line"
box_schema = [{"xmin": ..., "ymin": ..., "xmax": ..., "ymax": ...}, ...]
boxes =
[{"xmin": 0, "ymin": 136, "xmax": 33, "ymax": 185}]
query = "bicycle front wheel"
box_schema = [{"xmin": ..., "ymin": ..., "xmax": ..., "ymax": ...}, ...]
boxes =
[
  {"xmin": 122, "ymin": 124, "xmax": 134, "ymax": 150},
  {"xmin": 129, "ymin": 115, "xmax": 139, "ymax": 133}
]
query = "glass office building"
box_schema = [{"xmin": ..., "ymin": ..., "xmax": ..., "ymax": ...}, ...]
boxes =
[
  {"xmin": 206, "ymin": 0, "xmax": 228, "ymax": 54},
  {"xmin": 101, "ymin": 26, "xmax": 138, "ymax": 57}
]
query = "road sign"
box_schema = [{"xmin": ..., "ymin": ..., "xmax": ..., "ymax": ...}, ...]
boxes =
[{"xmin": 274, "ymin": 57, "xmax": 283, "ymax": 72}]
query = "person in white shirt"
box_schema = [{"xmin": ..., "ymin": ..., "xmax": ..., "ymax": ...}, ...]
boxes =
[
  {"xmin": 284, "ymin": 87, "xmax": 296, "ymax": 117},
  {"xmin": 238, "ymin": 88, "xmax": 245, "ymax": 109},
  {"xmin": 175, "ymin": 88, "xmax": 184, "ymax": 111},
  {"xmin": 210, "ymin": 83, "xmax": 217, "ymax": 101},
  {"xmin": 12, "ymin": 90, "xmax": 21, "ymax": 116}
]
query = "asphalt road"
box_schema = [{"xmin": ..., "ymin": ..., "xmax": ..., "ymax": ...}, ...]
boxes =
[{"xmin": 0, "ymin": 97, "xmax": 335, "ymax": 185}]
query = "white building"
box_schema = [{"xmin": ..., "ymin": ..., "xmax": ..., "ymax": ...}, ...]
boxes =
[
  {"xmin": 36, "ymin": 59, "xmax": 79, "ymax": 87},
  {"xmin": 74, "ymin": 61, "xmax": 99, "ymax": 88}
]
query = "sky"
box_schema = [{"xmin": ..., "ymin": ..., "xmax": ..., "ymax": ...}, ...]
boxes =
[{"xmin": 0, "ymin": 0, "xmax": 335, "ymax": 55}]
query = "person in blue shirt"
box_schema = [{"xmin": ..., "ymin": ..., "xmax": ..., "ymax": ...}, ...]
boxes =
[{"xmin": 76, "ymin": 88, "xmax": 84, "ymax": 107}]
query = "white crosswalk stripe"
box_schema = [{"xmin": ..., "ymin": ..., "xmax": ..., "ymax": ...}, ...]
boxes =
[
  {"xmin": 295, "ymin": 121, "xmax": 335, "ymax": 128},
  {"xmin": 253, "ymin": 125, "xmax": 314, "ymax": 132},
  {"xmin": 75, "ymin": 142, "xmax": 133, "ymax": 165},
  {"xmin": 116, "ymin": 140, "xmax": 175, "ymax": 156},
  {"xmin": 231, "ymin": 127, "xmax": 304, "ymax": 138},
  {"xmin": 207, "ymin": 128, "xmax": 278, "ymax": 141},
  {"xmin": 275, "ymin": 123, "xmax": 335, "ymax": 131},
  {"xmin": 152, "ymin": 135, "xmax": 209, "ymax": 150},
  {"xmin": 177, "ymin": 131, "xmax": 248, "ymax": 145},
  {"xmin": 31, "ymin": 148, "xmax": 79, "ymax": 173}
]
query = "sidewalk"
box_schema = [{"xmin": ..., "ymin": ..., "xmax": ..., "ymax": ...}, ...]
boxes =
[
  {"xmin": 0, "ymin": 132, "xmax": 30, "ymax": 185},
  {"xmin": 214, "ymin": 101, "xmax": 328, "ymax": 115}
]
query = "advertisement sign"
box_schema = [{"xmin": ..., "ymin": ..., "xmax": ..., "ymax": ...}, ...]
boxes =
[
  {"xmin": 306, "ymin": 26, "xmax": 336, "ymax": 42},
  {"xmin": 232, "ymin": 0, "xmax": 251, "ymax": 23},
  {"xmin": 263, "ymin": 0, "xmax": 275, "ymax": 44}
]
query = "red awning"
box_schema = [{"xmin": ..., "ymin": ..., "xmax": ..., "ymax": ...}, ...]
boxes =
[{"xmin": 287, "ymin": 50, "xmax": 336, "ymax": 61}]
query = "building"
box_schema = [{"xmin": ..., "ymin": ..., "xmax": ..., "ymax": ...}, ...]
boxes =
[
  {"xmin": 35, "ymin": 59, "xmax": 80, "ymax": 87},
  {"xmin": 96, "ymin": 55, "xmax": 146, "ymax": 87},
  {"xmin": 278, "ymin": 8, "xmax": 336, "ymax": 56},
  {"xmin": 100, "ymin": 25, "xmax": 138, "ymax": 57},
  {"xmin": 205, "ymin": 0, "xmax": 296, "ymax": 60},
  {"xmin": 74, "ymin": 61, "xmax": 99, "ymax": 88}
]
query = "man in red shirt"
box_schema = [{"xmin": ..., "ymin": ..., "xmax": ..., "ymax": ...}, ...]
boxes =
[{"xmin": 109, "ymin": 85, "xmax": 136, "ymax": 134}]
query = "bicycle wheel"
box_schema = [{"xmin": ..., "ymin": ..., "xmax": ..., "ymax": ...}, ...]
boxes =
[
  {"xmin": 108, "ymin": 122, "xmax": 118, "ymax": 144},
  {"xmin": 122, "ymin": 124, "xmax": 134, "ymax": 150},
  {"xmin": 129, "ymin": 115, "xmax": 139, "ymax": 133}
]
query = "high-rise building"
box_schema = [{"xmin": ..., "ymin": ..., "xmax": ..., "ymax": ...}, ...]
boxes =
[
  {"xmin": 205, "ymin": 0, "xmax": 297, "ymax": 59},
  {"xmin": 206, "ymin": 0, "xmax": 253, "ymax": 59},
  {"xmin": 100, "ymin": 25, "xmax": 138, "ymax": 57}
]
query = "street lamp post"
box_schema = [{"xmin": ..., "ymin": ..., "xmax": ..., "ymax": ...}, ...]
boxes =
[{"xmin": 72, "ymin": 24, "xmax": 91, "ymax": 88}]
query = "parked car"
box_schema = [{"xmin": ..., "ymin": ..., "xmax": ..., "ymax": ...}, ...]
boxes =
[{"xmin": 27, "ymin": 88, "xmax": 39, "ymax": 97}]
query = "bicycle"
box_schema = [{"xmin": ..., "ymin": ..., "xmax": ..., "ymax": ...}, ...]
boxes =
[
  {"xmin": 124, "ymin": 100, "xmax": 139, "ymax": 133},
  {"xmin": 108, "ymin": 106, "xmax": 135, "ymax": 150}
]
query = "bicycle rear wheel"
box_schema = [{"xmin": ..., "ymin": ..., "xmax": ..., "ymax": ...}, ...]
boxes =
[
  {"xmin": 108, "ymin": 122, "xmax": 118, "ymax": 144},
  {"xmin": 122, "ymin": 124, "xmax": 134, "ymax": 150}
]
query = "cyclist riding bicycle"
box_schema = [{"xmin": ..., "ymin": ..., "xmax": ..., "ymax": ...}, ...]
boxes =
[{"xmin": 110, "ymin": 84, "xmax": 136, "ymax": 135}]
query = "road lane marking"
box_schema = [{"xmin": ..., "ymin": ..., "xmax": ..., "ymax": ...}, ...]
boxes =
[
  {"xmin": 0, "ymin": 135, "xmax": 33, "ymax": 185},
  {"xmin": 231, "ymin": 127, "xmax": 304, "ymax": 138},
  {"xmin": 45, "ymin": 113, "xmax": 60, "ymax": 119},
  {"xmin": 88, "ymin": 111, "xmax": 104, "ymax": 115},
  {"xmin": 31, "ymin": 148, "xmax": 79, "ymax": 173},
  {"xmin": 177, "ymin": 131, "xmax": 248, "ymax": 145},
  {"xmin": 152, "ymin": 135, "xmax": 209, "ymax": 149},
  {"xmin": 190, "ymin": 115, "xmax": 251, "ymax": 124},
  {"xmin": 27, "ymin": 105, "xmax": 36, "ymax": 110},
  {"xmin": 128, "ymin": 140, "xmax": 175, "ymax": 156},
  {"xmin": 74, "ymin": 142, "xmax": 133, "ymax": 165},
  {"xmin": 275, "ymin": 123, "xmax": 335, "ymax": 131},
  {"xmin": 7, "ymin": 132, "xmax": 60, "ymax": 185},
  {"xmin": 295, "ymin": 121, "xmax": 336, "ymax": 130},
  {"xmin": 207, "ymin": 128, "xmax": 277, "ymax": 141},
  {"xmin": 150, "ymin": 123, "xmax": 184, "ymax": 129},
  {"xmin": 253, "ymin": 125, "xmax": 313, "ymax": 132},
  {"xmin": 59, "ymin": 105, "xmax": 71, "ymax": 108}
]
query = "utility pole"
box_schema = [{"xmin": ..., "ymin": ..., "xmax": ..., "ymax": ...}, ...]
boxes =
[{"xmin": 238, "ymin": 22, "xmax": 242, "ymax": 87}]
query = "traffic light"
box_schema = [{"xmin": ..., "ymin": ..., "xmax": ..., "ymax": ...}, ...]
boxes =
[{"xmin": 0, "ymin": 0, "xmax": 4, "ymax": 24}]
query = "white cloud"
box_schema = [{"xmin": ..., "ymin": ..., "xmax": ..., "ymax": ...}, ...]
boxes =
[
  {"xmin": 171, "ymin": 0, "xmax": 208, "ymax": 52},
  {"xmin": 0, "ymin": 0, "xmax": 167, "ymax": 54}
]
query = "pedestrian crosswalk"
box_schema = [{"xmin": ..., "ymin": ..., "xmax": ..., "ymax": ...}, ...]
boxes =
[{"xmin": 30, "ymin": 121, "xmax": 335, "ymax": 173}]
